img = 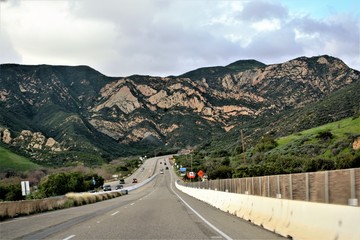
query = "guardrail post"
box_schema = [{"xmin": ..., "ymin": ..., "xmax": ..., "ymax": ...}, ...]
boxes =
[
  {"xmin": 276, "ymin": 175, "xmax": 281, "ymax": 198},
  {"xmin": 306, "ymin": 173, "xmax": 309, "ymax": 201},
  {"xmin": 267, "ymin": 176, "xmax": 270, "ymax": 197},
  {"xmin": 245, "ymin": 178, "xmax": 248, "ymax": 194},
  {"xmin": 289, "ymin": 174, "xmax": 293, "ymax": 200},
  {"xmin": 325, "ymin": 171, "xmax": 329, "ymax": 203},
  {"xmin": 245, "ymin": 177, "xmax": 249, "ymax": 195},
  {"xmin": 348, "ymin": 168, "xmax": 358, "ymax": 206},
  {"xmin": 239, "ymin": 178, "xmax": 242, "ymax": 194},
  {"xmin": 252, "ymin": 177, "xmax": 254, "ymax": 195},
  {"xmin": 259, "ymin": 177, "xmax": 262, "ymax": 196}
]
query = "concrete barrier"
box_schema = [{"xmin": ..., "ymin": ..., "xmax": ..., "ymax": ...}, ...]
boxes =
[{"xmin": 176, "ymin": 182, "xmax": 360, "ymax": 240}]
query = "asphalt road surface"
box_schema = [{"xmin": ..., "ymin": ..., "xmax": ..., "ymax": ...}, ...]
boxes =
[{"xmin": 0, "ymin": 156, "xmax": 284, "ymax": 240}]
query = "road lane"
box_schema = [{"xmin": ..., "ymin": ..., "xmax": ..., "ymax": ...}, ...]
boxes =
[
  {"xmin": 47, "ymin": 165, "xmax": 223, "ymax": 240},
  {"xmin": 1, "ymin": 155, "xmax": 284, "ymax": 239}
]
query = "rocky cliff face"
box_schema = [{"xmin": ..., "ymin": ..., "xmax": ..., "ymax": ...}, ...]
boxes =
[
  {"xmin": 0, "ymin": 55, "xmax": 359, "ymax": 163},
  {"xmin": 1, "ymin": 128, "xmax": 63, "ymax": 161},
  {"xmin": 88, "ymin": 55, "xmax": 359, "ymax": 143}
]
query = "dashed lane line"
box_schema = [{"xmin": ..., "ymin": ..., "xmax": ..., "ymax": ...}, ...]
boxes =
[
  {"xmin": 62, "ymin": 234, "xmax": 75, "ymax": 240},
  {"xmin": 111, "ymin": 211, "xmax": 119, "ymax": 216}
]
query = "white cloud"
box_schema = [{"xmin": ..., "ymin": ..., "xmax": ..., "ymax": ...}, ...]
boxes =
[
  {"xmin": 252, "ymin": 19, "xmax": 282, "ymax": 31},
  {"xmin": 0, "ymin": 0, "xmax": 359, "ymax": 76}
]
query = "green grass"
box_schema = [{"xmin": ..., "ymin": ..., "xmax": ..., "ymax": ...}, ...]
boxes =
[
  {"xmin": 0, "ymin": 146, "xmax": 40, "ymax": 172},
  {"xmin": 277, "ymin": 117, "xmax": 360, "ymax": 146}
]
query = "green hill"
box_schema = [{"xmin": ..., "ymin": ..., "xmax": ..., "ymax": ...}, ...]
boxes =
[
  {"xmin": 277, "ymin": 117, "xmax": 360, "ymax": 146},
  {"xmin": 0, "ymin": 146, "xmax": 40, "ymax": 172},
  {"xmin": 175, "ymin": 117, "xmax": 360, "ymax": 179}
]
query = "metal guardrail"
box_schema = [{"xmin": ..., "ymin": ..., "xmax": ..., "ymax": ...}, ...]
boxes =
[{"xmin": 180, "ymin": 168, "xmax": 360, "ymax": 206}]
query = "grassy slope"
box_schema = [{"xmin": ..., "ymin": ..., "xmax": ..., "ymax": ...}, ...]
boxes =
[
  {"xmin": 0, "ymin": 146, "xmax": 40, "ymax": 172},
  {"xmin": 277, "ymin": 117, "xmax": 360, "ymax": 146}
]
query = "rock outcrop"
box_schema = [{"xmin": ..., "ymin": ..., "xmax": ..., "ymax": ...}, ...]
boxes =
[{"xmin": 0, "ymin": 55, "xmax": 359, "ymax": 162}]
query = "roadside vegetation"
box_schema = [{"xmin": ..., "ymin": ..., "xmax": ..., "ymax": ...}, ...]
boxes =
[
  {"xmin": 0, "ymin": 146, "xmax": 40, "ymax": 172},
  {"xmin": 0, "ymin": 156, "xmax": 141, "ymax": 202},
  {"xmin": 1, "ymin": 116, "xmax": 359, "ymax": 219},
  {"xmin": 175, "ymin": 117, "xmax": 360, "ymax": 180},
  {"xmin": 0, "ymin": 191, "xmax": 123, "ymax": 221}
]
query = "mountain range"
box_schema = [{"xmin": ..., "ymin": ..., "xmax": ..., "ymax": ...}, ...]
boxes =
[{"xmin": 0, "ymin": 55, "xmax": 359, "ymax": 166}]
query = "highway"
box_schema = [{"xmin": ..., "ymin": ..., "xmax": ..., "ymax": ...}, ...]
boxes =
[{"xmin": 0, "ymin": 156, "xmax": 284, "ymax": 239}]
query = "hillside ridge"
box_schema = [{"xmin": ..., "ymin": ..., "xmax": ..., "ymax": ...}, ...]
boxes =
[{"xmin": 0, "ymin": 55, "xmax": 359, "ymax": 165}]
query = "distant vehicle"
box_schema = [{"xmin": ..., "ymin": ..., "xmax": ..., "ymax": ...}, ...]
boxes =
[
  {"xmin": 165, "ymin": 166, "xmax": 169, "ymax": 170},
  {"xmin": 103, "ymin": 184, "xmax": 111, "ymax": 191},
  {"xmin": 164, "ymin": 162, "xmax": 167, "ymax": 165},
  {"xmin": 119, "ymin": 179, "xmax": 125, "ymax": 184},
  {"xmin": 160, "ymin": 169, "xmax": 164, "ymax": 174},
  {"xmin": 115, "ymin": 184, "xmax": 123, "ymax": 190},
  {"xmin": 160, "ymin": 162, "xmax": 162, "ymax": 164},
  {"xmin": 132, "ymin": 178, "xmax": 138, "ymax": 183}
]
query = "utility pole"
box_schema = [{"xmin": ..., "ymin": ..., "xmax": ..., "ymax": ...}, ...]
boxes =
[
  {"xmin": 191, "ymin": 154, "xmax": 193, "ymax": 172},
  {"xmin": 241, "ymin": 130, "xmax": 246, "ymax": 164}
]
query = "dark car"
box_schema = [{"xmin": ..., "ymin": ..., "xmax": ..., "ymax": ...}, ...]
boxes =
[
  {"xmin": 132, "ymin": 178, "xmax": 138, "ymax": 183},
  {"xmin": 165, "ymin": 166, "xmax": 169, "ymax": 170},
  {"xmin": 119, "ymin": 179, "xmax": 125, "ymax": 184},
  {"xmin": 115, "ymin": 184, "xmax": 123, "ymax": 190},
  {"xmin": 103, "ymin": 184, "xmax": 111, "ymax": 191}
]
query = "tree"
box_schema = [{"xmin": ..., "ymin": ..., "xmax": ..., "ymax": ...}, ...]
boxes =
[{"xmin": 38, "ymin": 172, "xmax": 104, "ymax": 197}]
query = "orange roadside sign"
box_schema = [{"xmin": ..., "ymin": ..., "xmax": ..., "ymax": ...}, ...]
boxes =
[{"xmin": 197, "ymin": 170, "xmax": 204, "ymax": 178}]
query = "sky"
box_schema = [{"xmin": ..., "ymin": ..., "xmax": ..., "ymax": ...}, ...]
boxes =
[{"xmin": 0, "ymin": 0, "xmax": 359, "ymax": 77}]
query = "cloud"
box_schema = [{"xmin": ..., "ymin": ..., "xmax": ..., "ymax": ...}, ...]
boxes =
[
  {"xmin": 237, "ymin": 0, "xmax": 288, "ymax": 21},
  {"xmin": 292, "ymin": 14, "xmax": 360, "ymax": 65},
  {"xmin": 0, "ymin": 0, "xmax": 359, "ymax": 77},
  {"xmin": 0, "ymin": 29, "xmax": 22, "ymax": 64}
]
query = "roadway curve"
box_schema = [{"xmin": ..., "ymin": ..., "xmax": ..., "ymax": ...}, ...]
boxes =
[{"xmin": 0, "ymin": 156, "xmax": 284, "ymax": 239}]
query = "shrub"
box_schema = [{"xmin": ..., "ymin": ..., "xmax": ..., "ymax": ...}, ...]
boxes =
[
  {"xmin": 316, "ymin": 131, "xmax": 333, "ymax": 142},
  {"xmin": 0, "ymin": 183, "xmax": 23, "ymax": 201},
  {"xmin": 38, "ymin": 172, "xmax": 104, "ymax": 197},
  {"xmin": 208, "ymin": 165, "xmax": 233, "ymax": 179},
  {"xmin": 255, "ymin": 135, "xmax": 278, "ymax": 152}
]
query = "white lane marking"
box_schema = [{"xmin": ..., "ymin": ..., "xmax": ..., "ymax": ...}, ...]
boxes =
[
  {"xmin": 130, "ymin": 202, "xmax": 135, "ymax": 206},
  {"xmin": 111, "ymin": 211, "xmax": 119, "ymax": 216},
  {"xmin": 169, "ymin": 172, "xmax": 232, "ymax": 240},
  {"xmin": 63, "ymin": 235, "xmax": 75, "ymax": 240}
]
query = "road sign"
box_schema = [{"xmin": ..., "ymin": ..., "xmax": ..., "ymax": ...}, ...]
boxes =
[
  {"xmin": 187, "ymin": 171, "xmax": 196, "ymax": 179},
  {"xmin": 21, "ymin": 181, "xmax": 30, "ymax": 196}
]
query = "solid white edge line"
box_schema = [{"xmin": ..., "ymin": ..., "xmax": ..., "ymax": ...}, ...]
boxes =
[
  {"xmin": 169, "ymin": 170, "xmax": 233, "ymax": 240},
  {"xmin": 63, "ymin": 234, "xmax": 75, "ymax": 240}
]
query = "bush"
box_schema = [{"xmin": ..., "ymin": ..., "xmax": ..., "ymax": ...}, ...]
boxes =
[
  {"xmin": 316, "ymin": 131, "xmax": 333, "ymax": 142},
  {"xmin": 0, "ymin": 183, "xmax": 23, "ymax": 201},
  {"xmin": 208, "ymin": 165, "xmax": 233, "ymax": 179},
  {"xmin": 255, "ymin": 135, "xmax": 278, "ymax": 152},
  {"xmin": 38, "ymin": 172, "xmax": 104, "ymax": 197}
]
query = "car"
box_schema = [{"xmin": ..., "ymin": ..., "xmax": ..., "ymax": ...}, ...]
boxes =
[
  {"xmin": 132, "ymin": 178, "xmax": 138, "ymax": 183},
  {"xmin": 119, "ymin": 179, "xmax": 125, "ymax": 184},
  {"xmin": 103, "ymin": 184, "xmax": 111, "ymax": 191},
  {"xmin": 115, "ymin": 184, "xmax": 123, "ymax": 190},
  {"xmin": 160, "ymin": 169, "xmax": 164, "ymax": 174},
  {"xmin": 165, "ymin": 166, "xmax": 169, "ymax": 170}
]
